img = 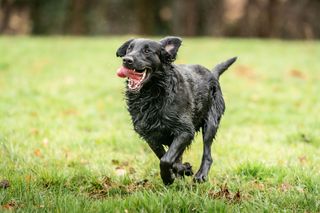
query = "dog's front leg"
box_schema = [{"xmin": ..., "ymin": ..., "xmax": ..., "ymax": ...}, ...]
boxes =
[
  {"xmin": 147, "ymin": 142, "xmax": 166, "ymax": 159},
  {"xmin": 160, "ymin": 132, "xmax": 193, "ymax": 185}
]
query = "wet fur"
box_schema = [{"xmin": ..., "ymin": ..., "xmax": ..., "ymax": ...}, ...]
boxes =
[{"xmin": 117, "ymin": 37, "xmax": 236, "ymax": 184}]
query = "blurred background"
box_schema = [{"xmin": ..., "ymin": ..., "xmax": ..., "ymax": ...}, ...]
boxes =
[{"xmin": 1, "ymin": 0, "xmax": 319, "ymax": 39}]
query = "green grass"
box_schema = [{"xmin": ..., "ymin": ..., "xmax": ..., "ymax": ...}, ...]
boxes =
[{"xmin": 0, "ymin": 36, "xmax": 320, "ymax": 212}]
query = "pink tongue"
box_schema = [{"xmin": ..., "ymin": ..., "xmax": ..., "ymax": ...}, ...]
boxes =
[
  {"xmin": 116, "ymin": 67, "xmax": 129, "ymax": 78},
  {"xmin": 116, "ymin": 67, "xmax": 143, "ymax": 80}
]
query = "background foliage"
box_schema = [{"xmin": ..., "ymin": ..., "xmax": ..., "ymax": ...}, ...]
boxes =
[{"xmin": 1, "ymin": 0, "xmax": 320, "ymax": 39}]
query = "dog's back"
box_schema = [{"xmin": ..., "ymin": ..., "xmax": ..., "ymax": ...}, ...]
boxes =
[{"xmin": 171, "ymin": 64, "xmax": 218, "ymax": 130}]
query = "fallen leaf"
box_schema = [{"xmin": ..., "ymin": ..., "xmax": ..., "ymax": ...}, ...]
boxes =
[
  {"xmin": 136, "ymin": 179, "xmax": 148, "ymax": 186},
  {"xmin": 289, "ymin": 69, "xmax": 306, "ymax": 80},
  {"xmin": 30, "ymin": 128, "xmax": 39, "ymax": 136},
  {"xmin": 34, "ymin": 149, "xmax": 41, "ymax": 157},
  {"xmin": 208, "ymin": 183, "xmax": 242, "ymax": 202},
  {"xmin": 209, "ymin": 183, "xmax": 231, "ymax": 200},
  {"xmin": 280, "ymin": 183, "xmax": 292, "ymax": 192},
  {"xmin": 126, "ymin": 179, "xmax": 151, "ymax": 192},
  {"xmin": 234, "ymin": 190, "xmax": 241, "ymax": 201},
  {"xmin": 298, "ymin": 155, "xmax": 307, "ymax": 164},
  {"xmin": 0, "ymin": 179, "xmax": 10, "ymax": 189},
  {"xmin": 129, "ymin": 167, "xmax": 136, "ymax": 174},
  {"xmin": 111, "ymin": 159, "xmax": 120, "ymax": 165},
  {"xmin": 121, "ymin": 161, "xmax": 129, "ymax": 167},
  {"xmin": 252, "ymin": 181, "xmax": 265, "ymax": 191},
  {"xmin": 25, "ymin": 175, "xmax": 32, "ymax": 183},
  {"xmin": 62, "ymin": 108, "xmax": 78, "ymax": 116},
  {"xmin": 2, "ymin": 201, "xmax": 16, "ymax": 210},
  {"xmin": 102, "ymin": 176, "xmax": 113, "ymax": 190},
  {"xmin": 234, "ymin": 65, "xmax": 257, "ymax": 80}
]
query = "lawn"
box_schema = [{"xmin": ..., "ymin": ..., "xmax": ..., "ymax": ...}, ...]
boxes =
[{"xmin": 0, "ymin": 36, "xmax": 319, "ymax": 212}]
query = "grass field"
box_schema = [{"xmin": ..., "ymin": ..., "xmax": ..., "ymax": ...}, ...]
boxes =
[{"xmin": 0, "ymin": 36, "xmax": 320, "ymax": 212}]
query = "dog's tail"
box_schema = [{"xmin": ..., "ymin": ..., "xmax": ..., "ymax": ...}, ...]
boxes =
[{"xmin": 212, "ymin": 57, "xmax": 237, "ymax": 79}]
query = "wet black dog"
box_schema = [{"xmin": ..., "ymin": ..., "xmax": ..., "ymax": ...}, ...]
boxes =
[{"xmin": 116, "ymin": 37, "xmax": 236, "ymax": 185}]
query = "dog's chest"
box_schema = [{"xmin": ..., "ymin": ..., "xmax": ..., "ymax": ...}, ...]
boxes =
[{"xmin": 127, "ymin": 95, "xmax": 179, "ymax": 140}]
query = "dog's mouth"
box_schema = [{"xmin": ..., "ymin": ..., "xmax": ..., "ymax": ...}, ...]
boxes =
[{"xmin": 117, "ymin": 66, "xmax": 150, "ymax": 91}]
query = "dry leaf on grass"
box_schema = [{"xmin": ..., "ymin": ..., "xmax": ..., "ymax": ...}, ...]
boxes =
[
  {"xmin": 280, "ymin": 183, "xmax": 292, "ymax": 192},
  {"xmin": 25, "ymin": 175, "xmax": 32, "ymax": 183},
  {"xmin": 2, "ymin": 201, "xmax": 17, "ymax": 210},
  {"xmin": 234, "ymin": 65, "xmax": 257, "ymax": 80},
  {"xmin": 111, "ymin": 159, "xmax": 120, "ymax": 165},
  {"xmin": 88, "ymin": 177, "xmax": 152, "ymax": 199},
  {"xmin": 252, "ymin": 181, "xmax": 265, "ymax": 191},
  {"xmin": 34, "ymin": 149, "xmax": 41, "ymax": 157},
  {"xmin": 30, "ymin": 128, "xmax": 39, "ymax": 136},
  {"xmin": 208, "ymin": 183, "xmax": 242, "ymax": 202},
  {"xmin": 288, "ymin": 69, "xmax": 307, "ymax": 80},
  {"xmin": 0, "ymin": 179, "xmax": 10, "ymax": 189},
  {"xmin": 298, "ymin": 155, "xmax": 307, "ymax": 164}
]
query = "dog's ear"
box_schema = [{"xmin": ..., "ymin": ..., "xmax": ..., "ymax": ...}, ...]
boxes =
[
  {"xmin": 116, "ymin": 39, "xmax": 134, "ymax": 57},
  {"xmin": 159, "ymin": 36, "xmax": 182, "ymax": 62}
]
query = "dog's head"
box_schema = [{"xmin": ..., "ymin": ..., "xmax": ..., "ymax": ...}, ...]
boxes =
[{"xmin": 116, "ymin": 36, "xmax": 182, "ymax": 92}]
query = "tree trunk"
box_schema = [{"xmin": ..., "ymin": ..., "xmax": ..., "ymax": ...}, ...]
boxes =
[
  {"xmin": 0, "ymin": 0, "xmax": 13, "ymax": 33},
  {"xmin": 68, "ymin": 0, "xmax": 87, "ymax": 34},
  {"xmin": 136, "ymin": 0, "xmax": 155, "ymax": 35}
]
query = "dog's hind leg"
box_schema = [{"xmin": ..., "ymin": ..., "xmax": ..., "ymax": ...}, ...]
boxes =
[{"xmin": 194, "ymin": 107, "xmax": 220, "ymax": 183}]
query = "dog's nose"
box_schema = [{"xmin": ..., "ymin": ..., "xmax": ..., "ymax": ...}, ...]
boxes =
[{"xmin": 123, "ymin": 56, "xmax": 133, "ymax": 65}]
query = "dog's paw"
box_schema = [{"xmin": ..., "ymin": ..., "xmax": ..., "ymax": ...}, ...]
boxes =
[
  {"xmin": 172, "ymin": 162, "xmax": 194, "ymax": 178},
  {"xmin": 183, "ymin": 162, "xmax": 194, "ymax": 176},
  {"xmin": 193, "ymin": 172, "xmax": 208, "ymax": 183},
  {"xmin": 161, "ymin": 168, "xmax": 175, "ymax": 185},
  {"xmin": 160, "ymin": 162, "xmax": 175, "ymax": 185}
]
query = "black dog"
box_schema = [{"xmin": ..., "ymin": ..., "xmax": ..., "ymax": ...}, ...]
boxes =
[{"xmin": 116, "ymin": 36, "xmax": 236, "ymax": 185}]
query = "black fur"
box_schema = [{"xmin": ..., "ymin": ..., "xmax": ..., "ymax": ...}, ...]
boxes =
[{"xmin": 116, "ymin": 37, "xmax": 237, "ymax": 185}]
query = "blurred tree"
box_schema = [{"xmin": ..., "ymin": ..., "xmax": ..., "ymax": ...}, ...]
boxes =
[
  {"xmin": 0, "ymin": 0, "xmax": 319, "ymax": 38},
  {"xmin": 67, "ymin": 0, "xmax": 88, "ymax": 34},
  {"xmin": 0, "ymin": 0, "xmax": 12, "ymax": 33},
  {"xmin": 136, "ymin": 0, "xmax": 154, "ymax": 35}
]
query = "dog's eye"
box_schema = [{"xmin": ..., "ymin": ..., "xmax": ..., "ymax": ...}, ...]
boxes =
[
  {"xmin": 143, "ymin": 48, "xmax": 151, "ymax": 54},
  {"xmin": 127, "ymin": 46, "xmax": 132, "ymax": 52}
]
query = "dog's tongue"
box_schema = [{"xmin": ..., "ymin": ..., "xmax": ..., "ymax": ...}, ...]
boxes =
[
  {"xmin": 116, "ymin": 67, "xmax": 130, "ymax": 78},
  {"xmin": 116, "ymin": 67, "xmax": 143, "ymax": 80}
]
